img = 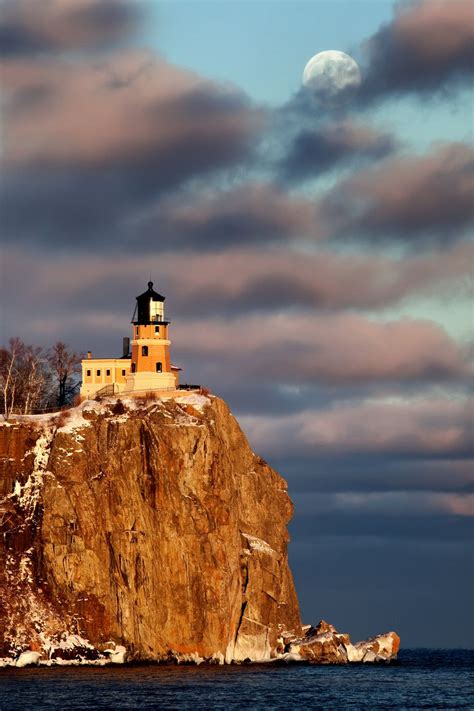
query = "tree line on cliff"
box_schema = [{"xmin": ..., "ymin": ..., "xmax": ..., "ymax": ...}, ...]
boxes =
[{"xmin": 0, "ymin": 339, "xmax": 81, "ymax": 417}]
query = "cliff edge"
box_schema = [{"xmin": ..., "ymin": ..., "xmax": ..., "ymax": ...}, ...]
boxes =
[{"xmin": 0, "ymin": 394, "xmax": 301, "ymax": 664}]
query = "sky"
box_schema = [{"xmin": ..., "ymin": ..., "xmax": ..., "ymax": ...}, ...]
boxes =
[{"xmin": 0, "ymin": 0, "xmax": 473, "ymax": 647}]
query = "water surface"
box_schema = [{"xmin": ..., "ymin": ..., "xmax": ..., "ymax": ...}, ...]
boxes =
[{"xmin": 1, "ymin": 649, "xmax": 472, "ymax": 709}]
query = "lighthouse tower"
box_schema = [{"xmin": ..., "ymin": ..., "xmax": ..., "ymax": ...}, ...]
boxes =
[{"xmin": 125, "ymin": 281, "xmax": 177, "ymax": 393}]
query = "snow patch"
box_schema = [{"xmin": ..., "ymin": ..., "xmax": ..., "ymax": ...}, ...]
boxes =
[
  {"xmin": 13, "ymin": 428, "xmax": 54, "ymax": 520},
  {"xmin": 172, "ymin": 394, "xmax": 211, "ymax": 412},
  {"xmin": 56, "ymin": 411, "xmax": 92, "ymax": 435},
  {"xmin": 241, "ymin": 533, "xmax": 277, "ymax": 557}
]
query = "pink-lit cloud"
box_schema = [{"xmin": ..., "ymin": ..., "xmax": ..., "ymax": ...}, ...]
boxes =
[
  {"xmin": 318, "ymin": 143, "xmax": 474, "ymax": 244},
  {"xmin": 0, "ymin": 0, "xmax": 144, "ymax": 55},
  {"xmin": 360, "ymin": 0, "xmax": 474, "ymax": 100},
  {"xmin": 2, "ymin": 51, "xmax": 262, "ymax": 170},
  {"xmin": 240, "ymin": 397, "xmax": 472, "ymax": 456},
  {"xmin": 2, "ymin": 242, "xmax": 472, "ymax": 338},
  {"xmin": 173, "ymin": 313, "xmax": 468, "ymax": 384}
]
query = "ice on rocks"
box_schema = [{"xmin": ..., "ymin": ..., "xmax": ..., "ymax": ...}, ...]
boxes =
[
  {"xmin": 103, "ymin": 645, "xmax": 127, "ymax": 664},
  {"xmin": 16, "ymin": 651, "xmax": 41, "ymax": 667},
  {"xmin": 242, "ymin": 533, "xmax": 277, "ymax": 557}
]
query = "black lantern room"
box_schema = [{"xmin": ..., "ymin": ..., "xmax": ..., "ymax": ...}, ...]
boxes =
[{"xmin": 131, "ymin": 281, "xmax": 170, "ymax": 325}]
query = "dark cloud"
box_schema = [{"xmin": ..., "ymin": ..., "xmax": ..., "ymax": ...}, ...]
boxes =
[
  {"xmin": 1, "ymin": 53, "xmax": 263, "ymax": 246},
  {"xmin": 0, "ymin": 176, "xmax": 307, "ymax": 250},
  {"xmin": 0, "ymin": 0, "xmax": 144, "ymax": 56},
  {"xmin": 291, "ymin": 509, "xmax": 473, "ymax": 544},
  {"xmin": 134, "ymin": 184, "xmax": 314, "ymax": 251},
  {"xmin": 359, "ymin": 0, "xmax": 474, "ymax": 102},
  {"xmin": 317, "ymin": 143, "xmax": 474, "ymax": 245},
  {"xmin": 279, "ymin": 120, "xmax": 396, "ymax": 183},
  {"xmin": 273, "ymin": 456, "xmax": 474, "ymax": 496}
]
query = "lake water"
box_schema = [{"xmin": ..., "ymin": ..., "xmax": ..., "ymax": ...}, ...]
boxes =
[{"xmin": 1, "ymin": 650, "xmax": 472, "ymax": 709}]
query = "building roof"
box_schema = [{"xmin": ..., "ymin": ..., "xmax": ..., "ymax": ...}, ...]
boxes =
[{"xmin": 136, "ymin": 281, "xmax": 165, "ymax": 302}]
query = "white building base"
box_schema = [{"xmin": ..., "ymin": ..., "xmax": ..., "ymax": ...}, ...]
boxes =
[{"xmin": 124, "ymin": 371, "xmax": 176, "ymax": 393}]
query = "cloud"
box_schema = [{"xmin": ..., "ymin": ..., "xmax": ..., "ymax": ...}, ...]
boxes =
[
  {"xmin": 240, "ymin": 397, "xmax": 473, "ymax": 457},
  {"xmin": 1, "ymin": 52, "xmax": 263, "ymax": 245},
  {"xmin": 294, "ymin": 491, "xmax": 474, "ymax": 519},
  {"xmin": 360, "ymin": 0, "xmax": 474, "ymax": 102},
  {"xmin": 275, "ymin": 457, "xmax": 474, "ymax": 496},
  {"xmin": 155, "ymin": 241, "xmax": 472, "ymax": 313},
  {"xmin": 2, "ymin": 242, "xmax": 469, "ymax": 385},
  {"xmin": 134, "ymin": 184, "xmax": 315, "ymax": 251},
  {"xmin": 317, "ymin": 143, "xmax": 474, "ymax": 245},
  {"xmin": 0, "ymin": 0, "xmax": 144, "ymax": 55},
  {"xmin": 2, "ymin": 240, "xmax": 472, "ymax": 328},
  {"xmin": 279, "ymin": 120, "xmax": 397, "ymax": 183},
  {"xmin": 2, "ymin": 53, "xmax": 262, "ymax": 170},
  {"xmin": 173, "ymin": 313, "xmax": 468, "ymax": 385}
]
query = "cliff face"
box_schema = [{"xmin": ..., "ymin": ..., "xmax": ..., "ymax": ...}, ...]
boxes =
[{"xmin": 0, "ymin": 394, "xmax": 301, "ymax": 663}]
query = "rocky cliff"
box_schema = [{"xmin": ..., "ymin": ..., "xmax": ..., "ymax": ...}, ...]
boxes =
[
  {"xmin": 0, "ymin": 394, "xmax": 301, "ymax": 664},
  {"xmin": 0, "ymin": 393, "xmax": 399, "ymax": 667}
]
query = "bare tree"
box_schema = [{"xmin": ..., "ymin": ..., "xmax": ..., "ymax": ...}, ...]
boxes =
[
  {"xmin": 0, "ymin": 338, "xmax": 21, "ymax": 417},
  {"xmin": 47, "ymin": 342, "xmax": 81, "ymax": 408},
  {"xmin": 21, "ymin": 345, "xmax": 50, "ymax": 414},
  {"xmin": 0, "ymin": 338, "xmax": 50, "ymax": 416}
]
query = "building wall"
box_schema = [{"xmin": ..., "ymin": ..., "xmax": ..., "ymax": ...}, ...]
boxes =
[
  {"xmin": 131, "ymin": 323, "xmax": 171, "ymax": 375},
  {"xmin": 80, "ymin": 358, "xmax": 130, "ymax": 399},
  {"xmin": 131, "ymin": 344, "xmax": 171, "ymax": 373},
  {"xmin": 132, "ymin": 324, "xmax": 168, "ymax": 341}
]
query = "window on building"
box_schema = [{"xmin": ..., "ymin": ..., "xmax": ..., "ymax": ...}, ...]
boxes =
[
  {"xmin": 86, "ymin": 369, "xmax": 91, "ymax": 377},
  {"xmin": 142, "ymin": 345, "xmax": 148, "ymax": 356},
  {"xmin": 96, "ymin": 369, "xmax": 101, "ymax": 377},
  {"xmin": 131, "ymin": 363, "xmax": 136, "ymax": 373},
  {"xmin": 156, "ymin": 362, "xmax": 162, "ymax": 373},
  {"xmin": 106, "ymin": 369, "xmax": 111, "ymax": 376},
  {"xmin": 155, "ymin": 326, "xmax": 160, "ymax": 334},
  {"xmin": 122, "ymin": 369, "xmax": 126, "ymax": 376},
  {"xmin": 135, "ymin": 327, "xmax": 139, "ymax": 337}
]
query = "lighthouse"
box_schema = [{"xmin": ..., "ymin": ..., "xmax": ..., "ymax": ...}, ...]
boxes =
[
  {"xmin": 79, "ymin": 281, "xmax": 180, "ymax": 399},
  {"xmin": 125, "ymin": 281, "xmax": 177, "ymax": 393}
]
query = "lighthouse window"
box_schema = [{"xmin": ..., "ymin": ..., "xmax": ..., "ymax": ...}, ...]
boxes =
[
  {"xmin": 96, "ymin": 369, "xmax": 101, "ymax": 376},
  {"xmin": 131, "ymin": 363, "xmax": 136, "ymax": 373},
  {"xmin": 156, "ymin": 362, "xmax": 162, "ymax": 373},
  {"xmin": 142, "ymin": 346, "xmax": 148, "ymax": 356},
  {"xmin": 122, "ymin": 369, "xmax": 126, "ymax": 376},
  {"xmin": 106, "ymin": 369, "xmax": 111, "ymax": 376},
  {"xmin": 155, "ymin": 326, "xmax": 160, "ymax": 334},
  {"xmin": 86, "ymin": 370, "xmax": 91, "ymax": 377}
]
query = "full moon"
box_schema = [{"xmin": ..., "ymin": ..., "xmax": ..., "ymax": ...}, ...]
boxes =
[{"xmin": 302, "ymin": 50, "xmax": 361, "ymax": 104}]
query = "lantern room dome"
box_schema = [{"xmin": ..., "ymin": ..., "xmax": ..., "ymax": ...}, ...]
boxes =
[{"xmin": 132, "ymin": 281, "xmax": 168, "ymax": 325}]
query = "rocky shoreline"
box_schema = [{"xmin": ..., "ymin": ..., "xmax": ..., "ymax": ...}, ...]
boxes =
[{"xmin": 1, "ymin": 620, "xmax": 400, "ymax": 667}]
